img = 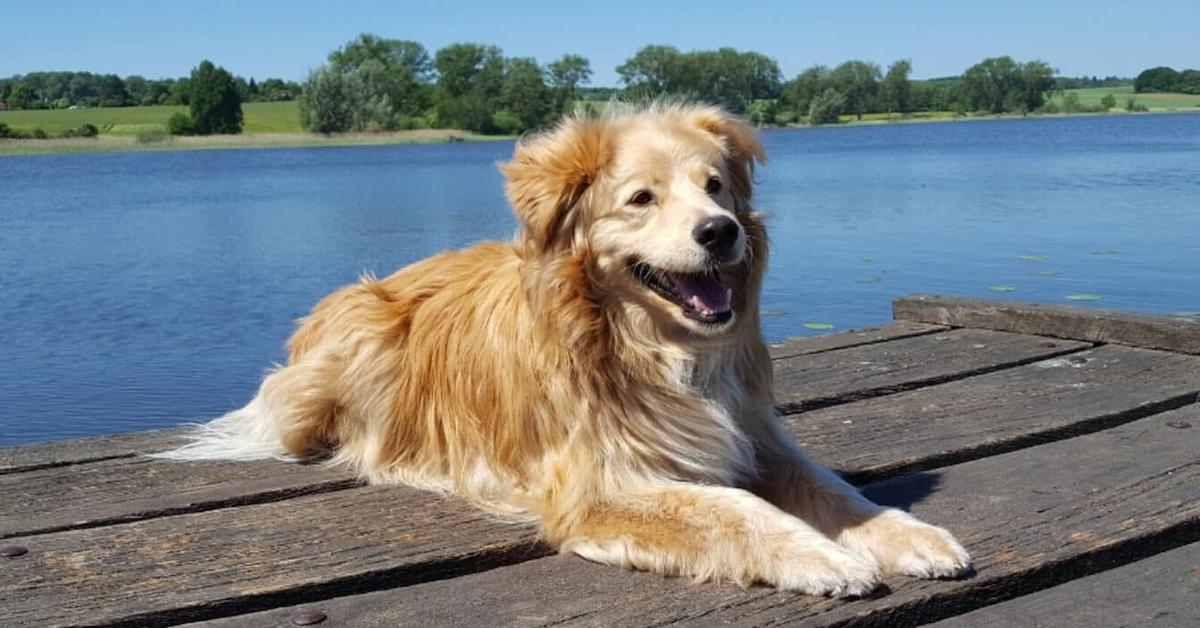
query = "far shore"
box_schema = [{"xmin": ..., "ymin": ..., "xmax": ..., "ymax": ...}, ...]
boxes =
[
  {"xmin": 0, "ymin": 129, "xmax": 514, "ymax": 157},
  {"xmin": 4, "ymin": 109, "xmax": 1197, "ymax": 157}
]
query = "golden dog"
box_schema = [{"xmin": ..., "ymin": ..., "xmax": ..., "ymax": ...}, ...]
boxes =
[{"xmin": 162, "ymin": 104, "xmax": 969, "ymax": 596}]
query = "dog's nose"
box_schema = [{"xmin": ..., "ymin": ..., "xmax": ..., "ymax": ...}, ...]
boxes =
[{"xmin": 692, "ymin": 216, "xmax": 741, "ymax": 261}]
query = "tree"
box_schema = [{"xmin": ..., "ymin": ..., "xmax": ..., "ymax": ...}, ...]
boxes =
[
  {"xmin": 831, "ymin": 60, "xmax": 881, "ymax": 120},
  {"xmin": 1017, "ymin": 60, "xmax": 1057, "ymax": 113},
  {"xmin": 187, "ymin": 60, "xmax": 243, "ymax": 134},
  {"xmin": 780, "ymin": 65, "xmax": 831, "ymax": 122},
  {"xmin": 299, "ymin": 66, "xmax": 354, "ymax": 133},
  {"xmin": 547, "ymin": 54, "xmax": 591, "ymax": 115},
  {"xmin": 434, "ymin": 43, "xmax": 505, "ymax": 132},
  {"xmin": 98, "ymin": 74, "xmax": 129, "ymax": 107},
  {"xmin": 328, "ymin": 34, "xmax": 433, "ymax": 117},
  {"xmin": 9, "ymin": 82, "xmax": 37, "ymax": 109},
  {"xmin": 808, "ymin": 88, "xmax": 845, "ymax": 124},
  {"xmin": 881, "ymin": 59, "xmax": 912, "ymax": 117},
  {"xmin": 616, "ymin": 45, "xmax": 684, "ymax": 98},
  {"xmin": 1100, "ymin": 93, "xmax": 1117, "ymax": 110},
  {"xmin": 1134, "ymin": 66, "xmax": 1180, "ymax": 93},
  {"xmin": 961, "ymin": 56, "xmax": 1020, "ymax": 113},
  {"xmin": 1061, "ymin": 91, "xmax": 1083, "ymax": 113},
  {"xmin": 501, "ymin": 57, "xmax": 552, "ymax": 131}
]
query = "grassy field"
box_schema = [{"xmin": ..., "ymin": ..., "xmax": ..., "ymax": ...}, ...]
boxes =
[
  {"xmin": 1051, "ymin": 85, "xmax": 1200, "ymax": 110},
  {"xmin": 0, "ymin": 101, "xmax": 303, "ymax": 135}
]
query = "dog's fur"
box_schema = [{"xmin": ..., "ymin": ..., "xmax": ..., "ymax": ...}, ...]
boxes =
[{"xmin": 160, "ymin": 104, "xmax": 968, "ymax": 596}]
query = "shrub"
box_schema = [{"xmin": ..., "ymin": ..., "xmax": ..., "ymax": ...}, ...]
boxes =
[
  {"xmin": 31, "ymin": 128, "xmax": 48, "ymax": 139},
  {"xmin": 1100, "ymin": 94, "xmax": 1117, "ymax": 110},
  {"xmin": 0, "ymin": 122, "xmax": 15, "ymax": 138},
  {"xmin": 1125, "ymin": 96, "xmax": 1148, "ymax": 112},
  {"xmin": 490, "ymin": 110, "xmax": 523, "ymax": 135},
  {"xmin": 60, "ymin": 123, "xmax": 99, "ymax": 138},
  {"xmin": 1038, "ymin": 101, "xmax": 1061, "ymax": 114},
  {"xmin": 166, "ymin": 112, "xmax": 195, "ymax": 135}
]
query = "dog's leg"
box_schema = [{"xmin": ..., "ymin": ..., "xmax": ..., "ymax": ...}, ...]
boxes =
[
  {"xmin": 548, "ymin": 483, "xmax": 881, "ymax": 596},
  {"xmin": 749, "ymin": 417, "xmax": 970, "ymax": 579}
]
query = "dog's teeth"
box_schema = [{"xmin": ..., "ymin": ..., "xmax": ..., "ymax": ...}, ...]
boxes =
[
  {"xmin": 688, "ymin": 295, "xmax": 702, "ymax": 310},
  {"xmin": 726, "ymin": 288, "xmax": 733, "ymax": 300}
]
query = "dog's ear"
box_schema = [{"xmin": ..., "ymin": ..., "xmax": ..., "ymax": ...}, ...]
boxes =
[
  {"xmin": 685, "ymin": 108, "xmax": 766, "ymax": 204},
  {"xmin": 501, "ymin": 118, "xmax": 611, "ymax": 252}
]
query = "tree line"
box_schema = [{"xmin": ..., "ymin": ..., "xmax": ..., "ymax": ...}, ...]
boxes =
[
  {"xmin": 0, "ymin": 70, "xmax": 300, "ymax": 110},
  {"xmin": 1134, "ymin": 66, "xmax": 1200, "ymax": 94},
  {"xmin": 11, "ymin": 35, "xmax": 1186, "ymax": 139}
]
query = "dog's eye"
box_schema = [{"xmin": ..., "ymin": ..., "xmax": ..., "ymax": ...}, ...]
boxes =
[
  {"xmin": 629, "ymin": 190, "xmax": 654, "ymax": 206},
  {"xmin": 705, "ymin": 176, "xmax": 722, "ymax": 195}
]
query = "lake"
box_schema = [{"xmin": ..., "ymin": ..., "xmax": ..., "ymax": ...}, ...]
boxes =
[{"xmin": 2, "ymin": 113, "xmax": 1198, "ymax": 445}]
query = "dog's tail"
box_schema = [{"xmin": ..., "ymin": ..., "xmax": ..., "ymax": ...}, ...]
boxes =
[{"xmin": 150, "ymin": 382, "xmax": 295, "ymax": 462}]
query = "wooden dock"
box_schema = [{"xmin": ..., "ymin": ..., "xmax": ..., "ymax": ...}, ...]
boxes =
[{"xmin": 3, "ymin": 294, "xmax": 1198, "ymax": 627}]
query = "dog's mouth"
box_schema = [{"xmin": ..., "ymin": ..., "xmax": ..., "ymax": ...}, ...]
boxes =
[{"xmin": 630, "ymin": 261, "xmax": 733, "ymax": 325}]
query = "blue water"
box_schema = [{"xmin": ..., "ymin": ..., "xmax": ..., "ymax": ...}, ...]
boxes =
[{"xmin": 2, "ymin": 114, "xmax": 1198, "ymax": 445}]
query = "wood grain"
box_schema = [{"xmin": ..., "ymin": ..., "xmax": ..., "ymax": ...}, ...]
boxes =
[
  {"xmin": 767, "ymin": 321, "xmax": 946, "ymax": 360},
  {"xmin": 0, "ymin": 428, "xmax": 185, "ymax": 474},
  {"xmin": 924, "ymin": 542, "xmax": 1200, "ymax": 628},
  {"xmin": 212, "ymin": 406, "xmax": 1200, "ymax": 627},
  {"xmin": 1, "ymin": 486, "xmax": 546, "ymax": 627},
  {"xmin": 784, "ymin": 344, "xmax": 1200, "ymax": 482},
  {"xmin": 772, "ymin": 328, "xmax": 1089, "ymax": 412},
  {"xmin": 0, "ymin": 456, "xmax": 359, "ymax": 539},
  {"xmin": 894, "ymin": 293, "xmax": 1200, "ymax": 354}
]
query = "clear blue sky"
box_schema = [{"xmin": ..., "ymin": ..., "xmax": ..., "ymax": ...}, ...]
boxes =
[{"xmin": 2, "ymin": 0, "xmax": 1195, "ymax": 85}]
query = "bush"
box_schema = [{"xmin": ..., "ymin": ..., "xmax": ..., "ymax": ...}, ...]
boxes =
[
  {"xmin": 1100, "ymin": 94, "xmax": 1117, "ymax": 110},
  {"xmin": 1125, "ymin": 96, "xmax": 1148, "ymax": 112},
  {"xmin": 166, "ymin": 112, "xmax": 195, "ymax": 135},
  {"xmin": 490, "ymin": 110, "xmax": 523, "ymax": 135},
  {"xmin": 1038, "ymin": 101, "xmax": 1061, "ymax": 114},
  {"xmin": 807, "ymin": 88, "xmax": 845, "ymax": 125},
  {"xmin": 0, "ymin": 122, "xmax": 15, "ymax": 138},
  {"xmin": 31, "ymin": 128, "xmax": 48, "ymax": 139},
  {"xmin": 1061, "ymin": 92, "xmax": 1083, "ymax": 113},
  {"xmin": 60, "ymin": 123, "xmax": 99, "ymax": 138}
]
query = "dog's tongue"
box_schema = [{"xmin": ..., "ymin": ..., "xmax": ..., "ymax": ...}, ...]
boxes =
[{"xmin": 670, "ymin": 272, "xmax": 731, "ymax": 314}]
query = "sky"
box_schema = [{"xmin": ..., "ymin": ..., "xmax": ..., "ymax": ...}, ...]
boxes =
[{"xmin": 2, "ymin": 0, "xmax": 1196, "ymax": 85}]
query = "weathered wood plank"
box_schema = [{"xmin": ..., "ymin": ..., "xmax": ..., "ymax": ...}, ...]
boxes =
[
  {"xmin": 894, "ymin": 294, "xmax": 1200, "ymax": 355},
  {"xmin": 213, "ymin": 406, "xmax": 1200, "ymax": 628},
  {"xmin": 0, "ymin": 456, "xmax": 358, "ymax": 539},
  {"xmin": 772, "ymin": 328, "xmax": 1089, "ymax": 412},
  {"xmin": 0, "ymin": 428, "xmax": 185, "ymax": 474},
  {"xmin": 1, "ymin": 486, "xmax": 546, "ymax": 627},
  {"xmin": 924, "ymin": 542, "xmax": 1200, "ymax": 628},
  {"xmin": 0, "ymin": 327, "xmax": 1077, "ymax": 544},
  {"xmin": 767, "ymin": 321, "xmax": 947, "ymax": 360},
  {"xmin": 785, "ymin": 343, "xmax": 1200, "ymax": 482}
]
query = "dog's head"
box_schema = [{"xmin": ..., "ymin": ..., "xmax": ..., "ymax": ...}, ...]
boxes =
[{"xmin": 502, "ymin": 104, "xmax": 767, "ymax": 339}]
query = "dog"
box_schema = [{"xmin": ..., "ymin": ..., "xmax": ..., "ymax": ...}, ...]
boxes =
[{"xmin": 160, "ymin": 103, "xmax": 969, "ymax": 596}]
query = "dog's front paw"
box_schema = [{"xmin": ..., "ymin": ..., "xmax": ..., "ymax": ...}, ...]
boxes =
[
  {"xmin": 844, "ymin": 509, "xmax": 970, "ymax": 579},
  {"xmin": 771, "ymin": 537, "xmax": 882, "ymax": 597}
]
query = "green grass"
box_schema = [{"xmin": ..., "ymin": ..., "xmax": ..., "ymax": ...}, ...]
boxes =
[
  {"xmin": 1052, "ymin": 85, "xmax": 1200, "ymax": 110},
  {"xmin": 0, "ymin": 101, "xmax": 303, "ymax": 135}
]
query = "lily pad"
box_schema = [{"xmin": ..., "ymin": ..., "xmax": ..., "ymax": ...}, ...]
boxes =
[
  {"xmin": 802, "ymin": 322, "xmax": 835, "ymax": 331},
  {"xmin": 760, "ymin": 310, "xmax": 786, "ymax": 318},
  {"xmin": 1090, "ymin": 250, "xmax": 1119, "ymax": 256},
  {"xmin": 1032, "ymin": 270, "xmax": 1060, "ymax": 276},
  {"xmin": 1065, "ymin": 294, "xmax": 1102, "ymax": 301},
  {"xmin": 988, "ymin": 286, "xmax": 1017, "ymax": 293},
  {"xmin": 1018, "ymin": 254, "xmax": 1050, "ymax": 261},
  {"xmin": 856, "ymin": 277, "xmax": 881, "ymax": 284}
]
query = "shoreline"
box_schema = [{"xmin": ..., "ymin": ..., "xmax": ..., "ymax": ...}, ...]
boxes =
[
  {"xmin": 0, "ymin": 129, "xmax": 515, "ymax": 157},
  {"xmin": 3, "ymin": 109, "xmax": 1197, "ymax": 157}
]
